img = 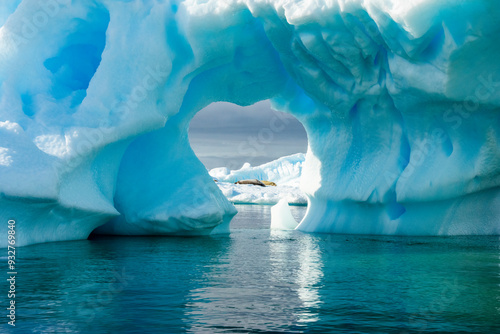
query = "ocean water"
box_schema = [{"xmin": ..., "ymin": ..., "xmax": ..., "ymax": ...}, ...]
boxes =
[{"xmin": 2, "ymin": 205, "xmax": 499, "ymax": 333}]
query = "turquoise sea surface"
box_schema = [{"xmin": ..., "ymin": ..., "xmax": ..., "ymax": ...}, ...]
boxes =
[{"xmin": 3, "ymin": 205, "xmax": 499, "ymax": 333}]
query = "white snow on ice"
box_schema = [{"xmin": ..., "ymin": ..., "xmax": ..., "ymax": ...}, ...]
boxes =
[
  {"xmin": 209, "ymin": 153, "xmax": 307, "ymax": 205},
  {"xmin": 271, "ymin": 199, "xmax": 299, "ymax": 230}
]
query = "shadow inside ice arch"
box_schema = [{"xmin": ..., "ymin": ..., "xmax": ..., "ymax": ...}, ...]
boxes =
[{"xmin": 188, "ymin": 100, "xmax": 308, "ymax": 171}]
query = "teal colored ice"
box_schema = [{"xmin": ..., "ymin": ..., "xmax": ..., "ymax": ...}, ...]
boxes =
[{"xmin": 0, "ymin": 0, "xmax": 499, "ymax": 246}]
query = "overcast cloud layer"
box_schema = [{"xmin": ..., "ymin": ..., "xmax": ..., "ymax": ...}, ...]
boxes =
[{"xmin": 189, "ymin": 101, "xmax": 308, "ymax": 170}]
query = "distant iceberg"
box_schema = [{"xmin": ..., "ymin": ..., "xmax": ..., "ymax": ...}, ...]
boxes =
[
  {"xmin": 210, "ymin": 153, "xmax": 305, "ymax": 187},
  {"xmin": 1, "ymin": 0, "xmax": 499, "ymax": 246},
  {"xmin": 210, "ymin": 153, "xmax": 307, "ymax": 205}
]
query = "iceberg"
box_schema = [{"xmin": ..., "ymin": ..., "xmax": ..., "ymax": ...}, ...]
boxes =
[
  {"xmin": 0, "ymin": 0, "xmax": 499, "ymax": 246},
  {"xmin": 210, "ymin": 153, "xmax": 305, "ymax": 187},
  {"xmin": 210, "ymin": 153, "xmax": 307, "ymax": 205},
  {"xmin": 216, "ymin": 182, "xmax": 307, "ymax": 206},
  {"xmin": 271, "ymin": 199, "xmax": 299, "ymax": 230}
]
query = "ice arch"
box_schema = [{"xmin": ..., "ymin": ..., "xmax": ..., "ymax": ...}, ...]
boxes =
[{"xmin": 0, "ymin": 0, "xmax": 499, "ymax": 246}]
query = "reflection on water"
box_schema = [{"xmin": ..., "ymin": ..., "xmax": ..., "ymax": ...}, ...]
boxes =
[
  {"xmin": 2, "ymin": 205, "xmax": 499, "ymax": 333},
  {"xmin": 294, "ymin": 234, "xmax": 323, "ymax": 323}
]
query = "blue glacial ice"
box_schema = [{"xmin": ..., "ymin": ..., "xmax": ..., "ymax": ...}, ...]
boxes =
[{"xmin": 0, "ymin": 0, "xmax": 499, "ymax": 246}]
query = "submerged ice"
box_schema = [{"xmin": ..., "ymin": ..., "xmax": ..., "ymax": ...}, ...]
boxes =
[{"xmin": 0, "ymin": 0, "xmax": 499, "ymax": 246}]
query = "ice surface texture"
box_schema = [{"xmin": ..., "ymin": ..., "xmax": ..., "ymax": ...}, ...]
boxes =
[{"xmin": 0, "ymin": 0, "xmax": 499, "ymax": 246}]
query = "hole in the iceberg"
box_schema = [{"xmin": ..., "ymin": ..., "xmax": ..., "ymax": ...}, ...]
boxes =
[
  {"xmin": 188, "ymin": 100, "xmax": 309, "ymax": 212},
  {"xmin": 189, "ymin": 100, "xmax": 308, "ymax": 171},
  {"xmin": 43, "ymin": 7, "xmax": 109, "ymax": 108},
  {"xmin": 44, "ymin": 43, "xmax": 104, "ymax": 93}
]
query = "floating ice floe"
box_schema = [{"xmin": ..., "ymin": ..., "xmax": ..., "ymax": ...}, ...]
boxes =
[{"xmin": 271, "ymin": 199, "xmax": 299, "ymax": 230}]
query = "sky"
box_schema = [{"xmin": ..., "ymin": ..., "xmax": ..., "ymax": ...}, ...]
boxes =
[{"xmin": 189, "ymin": 100, "xmax": 308, "ymax": 170}]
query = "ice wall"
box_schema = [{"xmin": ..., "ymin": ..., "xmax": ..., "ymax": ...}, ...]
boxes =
[{"xmin": 0, "ymin": 0, "xmax": 499, "ymax": 246}]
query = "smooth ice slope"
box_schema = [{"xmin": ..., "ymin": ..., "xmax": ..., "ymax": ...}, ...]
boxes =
[
  {"xmin": 0, "ymin": 0, "xmax": 499, "ymax": 246},
  {"xmin": 271, "ymin": 199, "xmax": 299, "ymax": 230}
]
